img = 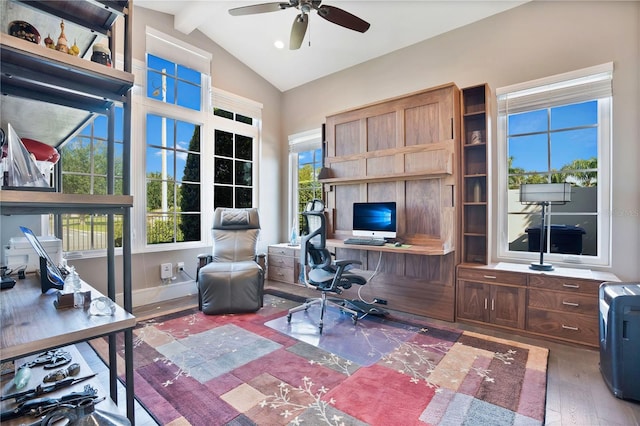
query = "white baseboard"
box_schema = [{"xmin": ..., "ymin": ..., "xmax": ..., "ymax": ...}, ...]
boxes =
[{"xmin": 115, "ymin": 280, "xmax": 197, "ymax": 308}]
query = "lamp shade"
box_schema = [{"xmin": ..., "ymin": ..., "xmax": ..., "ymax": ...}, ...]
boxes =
[{"xmin": 519, "ymin": 183, "xmax": 571, "ymax": 204}]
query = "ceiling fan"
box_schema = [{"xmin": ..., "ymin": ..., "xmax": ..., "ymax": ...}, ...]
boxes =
[{"xmin": 229, "ymin": 0, "xmax": 371, "ymax": 50}]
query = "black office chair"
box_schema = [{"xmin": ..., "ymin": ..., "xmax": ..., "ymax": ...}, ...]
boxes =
[{"xmin": 287, "ymin": 199, "xmax": 367, "ymax": 333}]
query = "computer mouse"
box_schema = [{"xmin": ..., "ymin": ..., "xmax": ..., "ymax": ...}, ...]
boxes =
[{"xmin": 394, "ymin": 242, "xmax": 402, "ymax": 247}]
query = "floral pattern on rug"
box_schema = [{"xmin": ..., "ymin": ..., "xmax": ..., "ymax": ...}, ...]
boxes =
[{"xmin": 103, "ymin": 294, "xmax": 548, "ymax": 426}]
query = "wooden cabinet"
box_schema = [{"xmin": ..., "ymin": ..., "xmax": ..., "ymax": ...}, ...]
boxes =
[
  {"xmin": 0, "ymin": 1, "xmax": 135, "ymax": 422},
  {"xmin": 460, "ymin": 84, "xmax": 490, "ymax": 264},
  {"xmin": 456, "ymin": 263, "xmax": 619, "ymax": 347},
  {"xmin": 457, "ymin": 267, "xmax": 526, "ymax": 329},
  {"xmin": 318, "ymin": 83, "xmax": 461, "ymax": 321},
  {"xmin": 527, "ymin": 274, "xmax": 603, "ymax": 346},
  {"xmin": 267, "ymin": 244, "xmax": 300, "ymax": 284}
]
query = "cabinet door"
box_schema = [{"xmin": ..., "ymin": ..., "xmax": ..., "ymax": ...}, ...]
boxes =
[
  {"xmin": 457, "ymin": 280, "xmax": 489, "ymax": 322},
  {"xmin": 490, "ymin": 285, "xmax": 526, "ymax": 329}
]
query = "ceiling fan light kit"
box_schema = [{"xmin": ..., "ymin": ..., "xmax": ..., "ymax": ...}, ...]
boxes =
[{"xmin": 229, "ymin": 0, "xmax": 370, "ymax": 50}]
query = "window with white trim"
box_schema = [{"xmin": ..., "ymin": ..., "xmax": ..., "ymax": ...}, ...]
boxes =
[
  {"xmin": 288, "ymin": 129, "xmax": 323, "ymax": 237},
  {"xmin": 141, "ymin": 28, "xmax": 210, "ymax": 247},
  {"xmin": 211, "ymin": 89, "xmax": 262, "ymax": 210},
  {"xmin": 496, "ymin": 63, "xmax": 613, "ymax": 266}
]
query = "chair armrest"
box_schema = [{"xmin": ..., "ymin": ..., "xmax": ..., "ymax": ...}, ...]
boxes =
[
  {"xmin": 256, "ymin": 253, "xmax": 266, "ymax": 270},
  {"xmin": 334, "ymin": 259, "xmax": 362, "ymax": 267},
  {"xmin": 197, "ymin": 253, "xmax": 212, "ymax": 269}
]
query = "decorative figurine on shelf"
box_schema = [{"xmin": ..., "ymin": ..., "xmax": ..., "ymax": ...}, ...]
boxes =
[
  {"xmin": 55, "ymin": 20, "xmax": 68, "ymax": 53},
  {"xmin": 470, "ymin": 130, "xmax": 483, "ymax": 145},
  {"xmin": 91, "ymin": 43, "xmax": 112, "ymax": 67},
  {"xmin": 69, "ymin": 39, "xmax": 80, "ymax": 56},
  {"xmin": 44, "ymin": 33, "xmax": 55, "ymax": 49}
]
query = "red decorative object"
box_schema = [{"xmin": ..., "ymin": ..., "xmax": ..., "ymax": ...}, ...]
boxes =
[{"xmin": 1, "ymin": 137, "xmax": 59, "ymax": 164}]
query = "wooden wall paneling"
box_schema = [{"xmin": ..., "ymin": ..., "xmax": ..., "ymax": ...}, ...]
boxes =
[
  {"xmin": 405, "ymin": 179, "xmax": 441, "ymax": 238},
  {"xmin": 405, "ymin": 103, "xmax": 440, "ymax": 145},
  {"xmin": 367, "ymin": 155, "xmax": 396, "ymax": 177},
  {"xmin": 367, "ymin": 181, "xmax": 396, "ymax": 203},
  {"xmin": 366, "ymin": 112, "xmax": 396, "ymax": 151},
  {"xmin": 333, "ymin": 184, "xmax": 359, "ymax": 236},
  {"xmin": 334, "ymin": 120, "xmax": 360, "ymax": 157}
]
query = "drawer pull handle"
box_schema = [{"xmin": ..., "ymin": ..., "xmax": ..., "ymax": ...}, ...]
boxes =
[
  {"xmin": 562, "ymin": 301, "xmax": 580, "ymax": 307},
  {"xmin": 483, "ymin": 275, "xmax": 497, "ymax": 279},
  {"xmin": 562, "ymin": 283, "xmax": 580, "ymax": 289},
  {"xmin": 491, "ymin": 299, "xmax": 495, "ymax": 311},
  {"xmin": 484, "ymin": 298, "xmax": 488, "ymax": 310},
  {"xmin": 561, "ymin": 324, "xmax": 579, "ymax": 331}
]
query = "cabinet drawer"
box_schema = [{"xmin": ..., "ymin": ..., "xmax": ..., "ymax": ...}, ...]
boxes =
[
  {"xmin": 457, "ymin": 267, "xmax": 527, "ymax": 286},
  {"xmin": 528, "ymin": 289, "xmax": 598, "ymax": 316},
  {"xmin": 268, "ymin": 254, "xmax": 296, "ymax": 268},
  {"xmin": 268, "ymin": 265, "xmax": 299, "ymax": 283},
  {"xmin": 268, "ymin": 246, "xmax": 297, "ymax": 257},
  {"xmin": 528, "ymin": 275, "xmax": 601, "ymax": 295},
  {"xmin": 527, "ymin": 308, "xmax": 598, "ymax": 345}
]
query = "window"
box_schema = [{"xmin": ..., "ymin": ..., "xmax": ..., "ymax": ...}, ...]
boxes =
[
  {"xmin": 288, "ymin": 129, "xmax": 323, "ymax": 236},
  {"xmin": 211, "ymin": 89, "xmax": 262, "ymax": 211},
  {"xmin": 213, "ymin": 128, "xmax": 253, "ymax": 208},
  {"xmin": 497, "ymin": 63, "xmax": 613, "ymax": 266},
  {"xmin": 57, "ymin": 109, "xmax": 124, "ymax": 252},
  {"xmin": 145, "ymin": 114, "xmax": 201, "ymax": 244},
  {"xmin": 147, "ymin": 54, "xmax": 201, "ymax": 111}
]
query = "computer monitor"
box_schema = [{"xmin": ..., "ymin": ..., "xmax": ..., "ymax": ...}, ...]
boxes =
[{"xmin": 352, "ymin": 202, "xmax": 397, "ymax": 239}]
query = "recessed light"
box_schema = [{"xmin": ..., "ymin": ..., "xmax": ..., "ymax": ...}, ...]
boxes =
[{"xmin": 274, "ymin": 40, "xmax": 285, "ymax": 49}]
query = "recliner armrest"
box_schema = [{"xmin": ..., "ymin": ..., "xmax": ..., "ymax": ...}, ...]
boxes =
[
  {"xmin": 197, "ymin": 253, "xmax": 213, "ymax": 270},
  {"xmin": 256, "ymin": 253, "xmax": 266, "ymax": 270}
]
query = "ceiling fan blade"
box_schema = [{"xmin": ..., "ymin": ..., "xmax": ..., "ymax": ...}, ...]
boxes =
[
  {"xmin": 290, "ymin": 14, "xmax": 308, "ymax": 50},
  {"xmin": 229, "ymin": 2, "xmax": 287, "ymax": 16},
  {"xmin": 316, "ymin": 5, "xmax": 370, "ymax": 33}
]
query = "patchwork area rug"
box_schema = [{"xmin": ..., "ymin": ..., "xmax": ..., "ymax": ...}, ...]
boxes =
[{"xmin": 97, "ymin": 294, "xmax": 549, "ymax": 426}]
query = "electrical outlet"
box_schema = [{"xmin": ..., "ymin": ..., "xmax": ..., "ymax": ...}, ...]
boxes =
[
  {"xmin": 160, "ymin": 263, "xmax": 172, "ymax": 279},
  {"xmin": 176, "ymin": 262, "xmax": 185, "ymax": 272}
]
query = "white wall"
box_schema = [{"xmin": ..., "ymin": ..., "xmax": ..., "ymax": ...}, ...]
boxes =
[{"xmin": 281, "ymin": 1, "xmax": 639, "ymax": 281}]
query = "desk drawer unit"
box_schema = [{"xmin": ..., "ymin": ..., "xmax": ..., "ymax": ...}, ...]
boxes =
[
  {"xmin": 527, "ymin": 308, "xmax": 599, "ymax": 345},
  {"xmin": 528, "ymin": 275, "xmax": 600, "ymax": 295},
  {"xmin": 527, "ymin": 275, "xmax": 602, "ymax": 346},
  {"xmin": 457, "ymin": 268, "xmax": 527, "ymax": 286},
  {"xmin": 267, "ymin": 245, "xmax": 299, "ymax": 284}
]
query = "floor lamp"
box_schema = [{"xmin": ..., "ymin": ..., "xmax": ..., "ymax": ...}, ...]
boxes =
[{"xmin": 519, "ymin": 183, "xmax": 572, "ymax": 271}]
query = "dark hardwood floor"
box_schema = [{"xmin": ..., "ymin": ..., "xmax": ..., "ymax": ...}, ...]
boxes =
[{"xmin": 120, "ymin": 279, "xmax": 640, "ymax": 425}]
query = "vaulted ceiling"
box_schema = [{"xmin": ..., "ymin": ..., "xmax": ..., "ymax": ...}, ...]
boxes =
[{"xmin": 136, "ymin": 1, "xmax": 528, "ymax": 92}]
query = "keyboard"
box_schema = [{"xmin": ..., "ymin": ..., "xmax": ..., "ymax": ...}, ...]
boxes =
[{"xmin": 343, "ymin": 238, "xmax": 386, "ymax": 246}]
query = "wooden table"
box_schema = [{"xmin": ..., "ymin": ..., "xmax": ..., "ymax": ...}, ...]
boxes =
[
  {"xmin": 0, "ymin": 275, "xmax": 136, "ymax": 423},
  {"xmin": 0, "ymin": 276, "xmax": 135, "ymax": 361}
]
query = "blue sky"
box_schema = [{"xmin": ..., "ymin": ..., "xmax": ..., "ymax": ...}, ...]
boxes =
[{"xmin": 508, "ymin": 100, "xmax": 598, "ymax": 173}]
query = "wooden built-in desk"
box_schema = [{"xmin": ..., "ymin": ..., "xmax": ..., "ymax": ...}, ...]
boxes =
[{"xmin": 327, "ymin": 239, "xmax": 453, "ymax": 256}]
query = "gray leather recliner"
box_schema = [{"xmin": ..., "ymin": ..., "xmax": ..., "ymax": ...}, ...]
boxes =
[{"xmin": 197, "ymin": 208, "xmax": 265, "ymax": 314}]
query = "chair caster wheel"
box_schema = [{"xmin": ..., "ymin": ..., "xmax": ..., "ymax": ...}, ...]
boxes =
[
  {"xmin": 287, "ymin": 313, "xmax": 292, "ymax": 323},
  {"xmin": 319, "ymin": 325, "xmax": 323, "ymax": 334},
  {"xmin": 352, "ymin": 315, "xmax": 358, "ymax": 324}
]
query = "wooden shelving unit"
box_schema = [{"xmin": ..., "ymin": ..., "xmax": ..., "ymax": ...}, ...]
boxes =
[{"xmin": 460, "ymin": 84, "xmax": 490, "ymax": 264}]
